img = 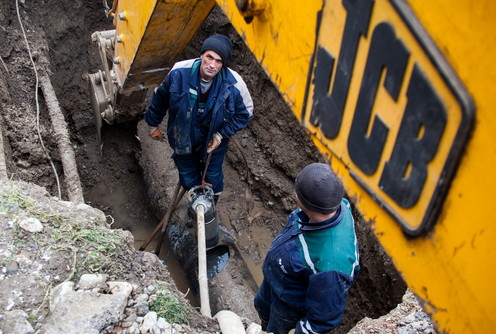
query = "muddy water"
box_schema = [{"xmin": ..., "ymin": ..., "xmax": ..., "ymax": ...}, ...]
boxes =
[
  {"xmin": 80, "ymin": 123, "xmax": 196, "ymax": 304},
  {"xmin": 238, "ymin": 224, "xmax": 271, "ymax": 286},
  {"xmin": 87, "ymin": 181, "xmax": 189, "ymax": 289},
  {"xmin": 218, "ymin": 184, "xmax": 269, "ymax": 287}
]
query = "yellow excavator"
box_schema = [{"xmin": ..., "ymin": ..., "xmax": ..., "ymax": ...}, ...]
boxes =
[{"xmin": 88, "ymin": 0, "xmax": 496, "ymax": 332}]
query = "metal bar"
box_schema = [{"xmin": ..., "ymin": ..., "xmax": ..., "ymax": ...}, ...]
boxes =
[{"xmin": 139, "ymin": 181, "xmax": 183, "ymax": 251}]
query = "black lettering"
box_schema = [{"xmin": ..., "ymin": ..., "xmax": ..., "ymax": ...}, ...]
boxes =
[
  {"xmin": 310, "ymin": 0, "xmax": 374, "ymax": 138},
  {"xmin": 311, "ymin": 47, "xmax": 336, "ymax": 132},
  {"xmin": 379, "ymin": 65, "xmax": 447, "ymax": 208},
  {"xmin": 348, "ymin": 22, "xmax": 409, "ymax": 175}
]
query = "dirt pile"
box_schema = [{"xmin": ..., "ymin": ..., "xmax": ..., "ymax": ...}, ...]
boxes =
[{"xmin": 0, "ymin": 180, "xmax": 216, "ymax": 333}]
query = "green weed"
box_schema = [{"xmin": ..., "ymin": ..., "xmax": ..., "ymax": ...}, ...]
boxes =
[
  {"xmin": 2, "ymin": 182, "xmax": 125, "ymax": 278},
  {"xmin": 0, "ymin": 184, "xmax": 32, "ymax": 214},
  {"xmin": 150, "ymin": 284, "xmax": 188, "ymax": 325}
]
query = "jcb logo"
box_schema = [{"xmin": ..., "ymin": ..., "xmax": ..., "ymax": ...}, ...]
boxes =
[{"xmin": 303, "ymin": 0, "xmax": 474, "ymax": 235}]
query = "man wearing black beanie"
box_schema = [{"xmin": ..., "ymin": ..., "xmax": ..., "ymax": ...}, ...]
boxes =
[
  {"xmin": 144, "ymin": 34, "xmax": 253, "ymax": 203},
  {"xmin": 254, "ymin": 163, "xmax": 360, "ymax": 334}
]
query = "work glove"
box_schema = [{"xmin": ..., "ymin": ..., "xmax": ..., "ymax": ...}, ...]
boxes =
[
  {"xmin": 288, "ymin": 329, "xmax": 295, "ymax": 334},
  {"xmin": 207, "ymin": 132, "xmax": 222, "ymax": 153},
  {"xmin": 149, "ymin": 126, "xmax": 165, "ymax": 141}
]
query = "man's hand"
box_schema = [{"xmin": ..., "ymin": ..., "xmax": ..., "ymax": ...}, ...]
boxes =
[
  {"xmin": 207, "ymin": 132, "xmax": 222, "ymax": 153},
  {"xmin": 201, "ymin": 179, "xmax": 213, "ymax": 189},
  {"xmin": 149, "ymin": 127, "xmax": 165, "ymax": 141}
]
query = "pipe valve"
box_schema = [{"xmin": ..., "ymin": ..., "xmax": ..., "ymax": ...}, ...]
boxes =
[{"xmin": 187, "ymin": 186, "xmax": 219, "ymax": 249}]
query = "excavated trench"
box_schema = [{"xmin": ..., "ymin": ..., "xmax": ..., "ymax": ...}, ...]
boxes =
[
  {"xmin": 79, "ymin": 111, "xmax": 408, "ymax": 332},
  {"xmin": 1, "ymin": 1, "xmax": 409, "ymax": 332},
  {"xmin": 78, "ymin": 121, "xmax": 195, "ymax": 304},
  {"xmin": 80, "ymin": 120, "xmax": 262, "ymax": 317}
]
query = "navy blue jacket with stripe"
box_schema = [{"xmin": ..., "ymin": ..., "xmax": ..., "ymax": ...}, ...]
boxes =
[
  {"xmin": 262, "ymin": 199, "xmax": 360, "ymax": 333},
  {"xmin": 144, "ymin": 58, "xmax": 253, "ymax": 156}
]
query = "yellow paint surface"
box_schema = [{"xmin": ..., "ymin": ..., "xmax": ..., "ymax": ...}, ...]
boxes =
[
  {"xmin": 217, "ymin": 0, "xmax": 496, "ymax": 332},
  {"xmin": 216, "ymin": 0, "xmax": 323, "ymax": 119},
  {"xmin": 113, "ymin": 0, "xmax": 157, "ymax": 87},
  {"xmin": 380, "ymin": 1, "xmax": 496, "ymax": 332}
]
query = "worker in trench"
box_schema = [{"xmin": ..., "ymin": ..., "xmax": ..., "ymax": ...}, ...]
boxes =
[
  {"xmin": 254, "ymin": 163, "xmax": 360, "ymax": 334},
  {"xmin": 144, "ymin": 34, "xmax": 254, "ymax": 203}
]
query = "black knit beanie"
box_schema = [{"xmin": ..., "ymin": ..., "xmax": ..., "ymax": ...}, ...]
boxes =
[
  {"xmin": 200, "ymin": 34, "xmax": 233, "ymax": 66},
  {"xmin": 295, "ymin": 163, "xmax": 344, "ymax": 214}
]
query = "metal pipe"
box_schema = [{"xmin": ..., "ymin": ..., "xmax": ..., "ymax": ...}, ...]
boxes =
[{"xmin": 196, "ymin": 204, "xmax": 211, "ymax": 317}]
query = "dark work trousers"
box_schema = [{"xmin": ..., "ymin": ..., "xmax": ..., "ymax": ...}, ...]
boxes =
[
  {"xmin": 254, "ymin": 279, "xmax": 302, "ymax": 334},
  {"xmin": 172, "ymin": 144, "xmax": 227, "ymax": 194}
]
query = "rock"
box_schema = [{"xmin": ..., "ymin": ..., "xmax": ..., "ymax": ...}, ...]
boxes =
[
  {"xmin": 140, "ymin": 311, "xmax": 157, "ymax": 334},
  {"xmin": 3, "ymin": 260, "xmax": 18, "ymax": 275},
  {"xmin": 398, "ymin": 327, "xmax": 416, "ymax": 334},
  {"xmin": 127, "ymin": 322, "xmax": 140, "ymax": 334},
  {"xmin": 136, "ymin": 304, "xmax": 149, "ymax": 316},
  {"xmin": 18, "ymin": 217, "xmax": 43, "ymax": 233},
  {"xmin": 78, "ymin": 273, "xmax": 108, "ymax": 290},
  {"xmin": 156, "ymin": 317, "xmax": 169, "ymax": 330},
  {"xmin": 125, "ymin": 313, "xmax": 138, "ymax": 323},
  {"xmin": 50, "ymin": 281, "xmax": 75, "ymax": 311},
  {"xmin": 119, "ymin": 230, "xmax": 136, "ymax": 248},
  {"xmin": 404, "ymin": 311, "xmax": 417, "ymax": 323},
  {"xmin": 74, "ymin": 202, "xmax": 107, "ymax": 225},
  {"xmin": 348, "ymin": 290, "xmax": 438, "ymax": 334},
  {"xmin": 122, "ymin": 313, "xmax": 137, "ymax": 327},
  {"xmin": 142, "ymin": 252, "xmax": 163, "ymax": 267},
  {"xmin": 39, "ymin": 278, "xmax": 131, "ymax": 334},
  {"xmin": 0, "ymin": 310, "xmax": 34, "ymax": 334},
  {"xmin": 121, "ymin": 320, "xmax": 134, "ymax": 328},
  {"xmin": 16, "ymin": 160, "xmax": 31, "ymax": 168},
  {"xmin": 135, "ymin": 293, "xmax": 149, "ymax": 305},
  {"xmin": 108, "ymin": 281, "xmax": 134, "ymax": 297}
]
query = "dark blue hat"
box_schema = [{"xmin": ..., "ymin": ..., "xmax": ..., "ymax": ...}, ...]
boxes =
[
  {"xmin": 200, "ymin": 35, "xmax": 233, "ymax": 65},
  {"xmin": 295, "ymin": 163, "xmax": 344, "ymax": 214}
]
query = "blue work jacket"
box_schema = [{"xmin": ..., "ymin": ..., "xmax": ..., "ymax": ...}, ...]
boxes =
[
  {"xmin": 262, "ymin": 199, "xmax": 360, "ymax": 333},
  {"xmin": 144, "ymin": 58, "xmax": 253, "ymax": 156}
]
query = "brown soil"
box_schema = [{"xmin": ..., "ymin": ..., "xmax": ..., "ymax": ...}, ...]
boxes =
[{"xmin": 0, "ymin": 0, "xmax": 410, "ymax": 333}]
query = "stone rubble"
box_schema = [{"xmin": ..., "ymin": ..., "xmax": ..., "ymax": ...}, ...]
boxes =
[
  {"xmin": 35, "ymin": 273, "xmax": 201, "ymax": 334},
  {"xmin": 348, "ymin": 289, "xmax": 438, "ymax": 334}
]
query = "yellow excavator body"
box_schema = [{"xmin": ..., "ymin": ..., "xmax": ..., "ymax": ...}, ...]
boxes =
[
  {"xmin": 106, "ymin": 0, "xmax": 496, "ymax": 332},
  {"xmin": 112, "ymin": 0, "xmax": 215, "ymax": 91}
]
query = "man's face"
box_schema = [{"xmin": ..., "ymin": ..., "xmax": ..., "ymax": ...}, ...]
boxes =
[{"xmin": 200, "ymin": 50, "xmax": 223, "ymax": 81}]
